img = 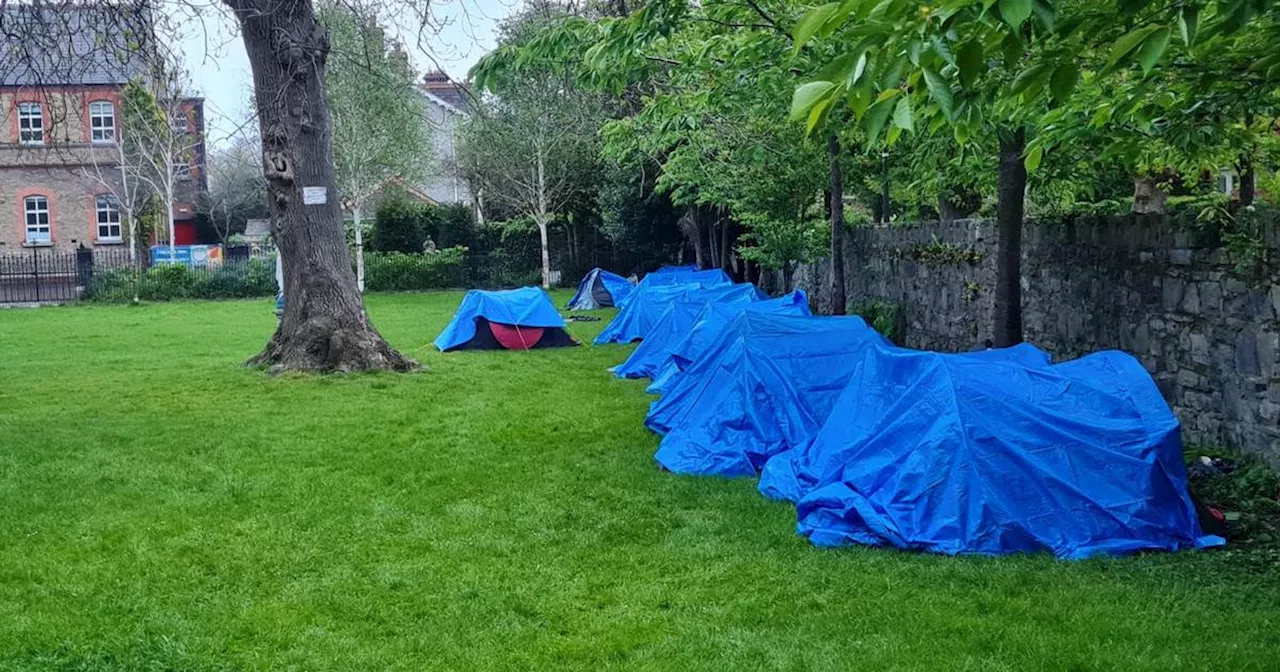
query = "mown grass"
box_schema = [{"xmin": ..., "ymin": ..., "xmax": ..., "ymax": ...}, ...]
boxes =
[{"xmin": 1, "ymin": 291, "xmax": 1278, "ymax": 671}]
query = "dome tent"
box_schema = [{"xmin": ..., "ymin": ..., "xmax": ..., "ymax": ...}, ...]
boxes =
[
  {"xmin": 617, "ymin": 289, "xmax": 812, "ymax": 382},
  {"xmin": 788, "ymin": 347, "xmax": 1224, "ymax": 559},
  {"xmin": 758, "ymin": 343, "xmax": 1053, "ymax": 503},
  {"xmin": 434, "ymin": 287, "xmax": 578, "ymax": 352},
  {"xmin": 566, "ymin": 268, "xmax": 635, "ymax": 310},
  {"xmin": 594, "ymin": 282, "xmax": 765, "ymax": 345},
  {"xmin": 646, "ymin": 313, "xmax": 888, "ymax": 478},
  {"xmin": 646, "ymin": 290, "xmax": 812, "ymax": 395}
]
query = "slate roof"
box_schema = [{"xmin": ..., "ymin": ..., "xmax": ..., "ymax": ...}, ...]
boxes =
[{"xmin": 0, "ymin": 3, "xmax": 154, "ymax": 87}]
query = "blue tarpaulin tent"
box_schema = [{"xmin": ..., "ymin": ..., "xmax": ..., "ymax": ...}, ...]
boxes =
[
  {"xmin": 646, "ymin": 290, "xmax": 812, "ymax": 395},
  {"xmin": 617, "ymin": 267, "xmax": 732, "ymax": 309},
  {"xmin": 595, "ymin": 282, "xmax": 765, "ymax": 345},
  {"xmin": 786, "ymin": 347, "xmax": 1223, "ymax": 558},
  {"xmin": 758, "ymin": 343, "xmax": 1053, "ymax": 503},
  {"xmin": 646, "ymin": 313, "xmax": 888, "ymax": 477},
  {"xmin": 434, "ymin": 287, "xmax": 578, "ymax": 352},
  {"xmin": 567, "ymin": 268, "xmax": 635, "ymax": 310},
  {"xmin": 611, "ymin": 286, "xmax": 793, "ymax": 379}
]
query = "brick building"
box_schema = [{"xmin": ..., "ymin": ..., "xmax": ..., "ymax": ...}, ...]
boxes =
[{"xmin": 0, "ymin": 5, "xmax": 207, "ymax": 253}]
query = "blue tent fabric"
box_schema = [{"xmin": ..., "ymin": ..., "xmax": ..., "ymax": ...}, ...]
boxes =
[
  {"xmin": 610, "ymin": 285, "xmax": 780, "ymax": 378},
  {"xmin": 434, "ymin": 287, "xmax": 570, "ymax": 352},
  {"xmin": 611, "ymin": 301, "xmax": 711, "ymax": 379},
  {"xmin": 567, "ymin": 268, "xmax": 634, "ymax": 310},
  {"xmin": 595, "ymin": 282, "xmax": 764, "ymax": 345},
  {"xmin": 787, "ymin": 348, "xmax": 1223, "ymax": 558},
  {"xmin": 758, "ymin": 343, "xmax": 1053, "ymax": 503},
  {"xmin": 645, "ymin": 291, "xmax": 813, "ymax": 394},
  {"xmin": 647, "ymin": 313, "xmax": 889, "ymax": 477},
  {"xmin": 617, "ymin": 267, "xmax": 732, "ymax": 309}
]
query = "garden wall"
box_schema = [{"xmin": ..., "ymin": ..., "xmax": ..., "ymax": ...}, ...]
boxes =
[{"xmin": 795, "ymin": 215, "xmax": 1280, "ymax": 463}]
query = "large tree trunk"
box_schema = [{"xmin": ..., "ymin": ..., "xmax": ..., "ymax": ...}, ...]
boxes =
[
  {"xmin": 229, "ymin": 0, "xmax": 415, "ymax": 373},
  {"xmin": 718, "ymin": 216, "xmax": 731, "ymax": 275},
  {"xmin": 993, "ymin": 128, "xmax": 1026, "ymax": 348},
  {"xmin": 679, "ymin": 207, "xmax": 707, "ymax": 268},
  {"xmin": 1132, "ymin": 175, "xmax": 1168, "ymax": 214},
  {"xmin": 828, "ymin": 134, "xmax": 846, "ymax": 315},
  {"xmin": 1240, "ymin": 156, "xmax": 1256, "ymax": 206}
]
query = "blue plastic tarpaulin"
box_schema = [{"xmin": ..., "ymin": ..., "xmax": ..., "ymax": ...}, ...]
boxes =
[
  {"xmin": 595, "ymin": 282, "xmax": 765, "ymax": 345},
  {"xmin": 646, "ymin": 290, "xmax": 812, "ymax": 395},
  {"xmin": 434, "ymin": 287, "xmax": 569, "ymax": 352},
  {"xmin": 758, "ymin": 343, "xmax": 1053, "ymax": 503},
  {"xmin": 617, "ymin": 267, "xmax": 732, "ymax": 309},
  {"xmin": 567, "ymin": 268, "xmax": 635, "ymax": 310},
  {"xmin": 786, "ymin": 347, "xmax": 1224, "ymax": 558},
  {"xmin": 647, "ymin": 313, "xmax": 888, "ymax": 477},
  {"xmin": 610, "ymin": 285, "xmax": 785, "ymax": 379}
]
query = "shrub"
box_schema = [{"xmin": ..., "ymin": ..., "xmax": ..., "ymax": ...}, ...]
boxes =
[
  {"xmin": 849, "ymin": 297, "xmax": 906, "ymax": 344},
  {"xmin": 364, "ymin": 247, "xmax": 467, "ymax": 292},
  {"xmin": 372, "ymin": 196, "xmax": 438, "ymax": 253},
  {"xmin": 86, "ymin": 259, "xmax": 279, "ymax": 303}
]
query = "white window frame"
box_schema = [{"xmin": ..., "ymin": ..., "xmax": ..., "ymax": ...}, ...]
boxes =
[
  {"xmin": 173, "ymin": 162, "xmax": 192, "ymax": 181},
  {"xmin": 89, "ymin": 101, "xmax": 115, "ymax": 143},
  {"xmin": 172, "ymin": 115, "xmax": 190, "ymax": 134},
  {"xmin": 24, "ymin": 196, "xmax": 51, "ymax": 244},
  {"xmin": 18, "ymin": 102, "xmax": 43, "ymax": 145},
  {"xmin": 95, "ymin": 194, "xmax": 122, "ymax": 242}
]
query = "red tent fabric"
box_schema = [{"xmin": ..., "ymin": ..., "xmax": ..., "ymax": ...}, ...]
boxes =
[{"xmin": 488, "ymin": 322, "xmax": 545, "ymax": 350}]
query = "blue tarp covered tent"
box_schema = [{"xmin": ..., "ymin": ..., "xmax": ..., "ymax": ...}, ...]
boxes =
[
  {"xmin": 647, "ymin": 313, "xmax": 888, "ymax": 477},
  {"xmin": 595, "ymin": 282, "xmax": 765, "ymax": 345},
  {"xmin": 759, "ymin": 343, "xmax": 1052, "ymax": 503},
  {"xmin": 647, "ymin": 290, "xmax": 812, "ymax": 395},
  {"xmin": 611, "ymin": 286, "xmax": 793, "ymax": 379},
  {"xmin": 567, "ymin": 268, "xmax": 635, "ymax": 310},
  {"xmin": 434, "ymin": 287, "xmax": 578, "ymax": 352},
  {"xmin": 787, "ymin": 347, "xmax": 1223, "ymax": 558},
  {"xmin": 617, "ymin": 267, "xmax": 732, "ymax": 309}
]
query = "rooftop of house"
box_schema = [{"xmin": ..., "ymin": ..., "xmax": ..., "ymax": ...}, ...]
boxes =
[
  {"xmin": 420, "ymin": 70, "xmax": 472, "ymax": 114},
  {"xmin": 0, "ymin": 3, "xmax": 155, "ymax": 87}
]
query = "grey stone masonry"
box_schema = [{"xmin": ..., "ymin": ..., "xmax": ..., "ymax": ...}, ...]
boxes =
[{"xmin": 795, "ymin": 215, "xmax": 1280, "ymax": 465}]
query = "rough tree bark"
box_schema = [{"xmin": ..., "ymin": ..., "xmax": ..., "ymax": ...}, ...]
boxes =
[
  {"xmin": 1240, "ymin": 156, "xmax": 1256, "ymax": 206},
  {"xmin": 993, "ymin": 128, "xmax": 1026, "ymax": 348},
  {"xmin": 827, "ymin": 134, "xmax": 846, "ymax": 315},
  {"xmin": 228, "ymin": 0, "xmax": 416, "ymax": 373},
  {"xmin": 679, "ymin": 206, "xmax": 707, "ymax": 268}
]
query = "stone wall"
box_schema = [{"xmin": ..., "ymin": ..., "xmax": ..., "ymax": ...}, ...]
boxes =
[{"xmin": 795, "ymin": 215, "xmax": 1280, "ymax": 463}]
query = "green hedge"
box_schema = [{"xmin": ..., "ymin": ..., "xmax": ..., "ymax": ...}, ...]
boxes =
[
  {"xmin": 87, "ymin": 259, "xmax": 278, "ymax": 303},
  {"xmin": 363, "ymin": 247, "xmax": 466, "ymax": 291}
]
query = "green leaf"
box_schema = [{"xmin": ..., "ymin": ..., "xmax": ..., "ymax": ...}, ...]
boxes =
[
  {"xmin": 863, "ymin": 97, "xmax": 896, "ymax": 145},
  {"xmin": 875, "ymin": 88, "xmax": 901, "ymax": 103},
  {"xmin": 999, "ymin": 0, "xmax": 1032, "ymax": 27},
  {"xmin": 1090, "ymin": 104, "xmax": 1113, "ymax": 127},
  {"xmin": 1010, "ymin": 63, "xmax": 1049, "ymax": 95},
  {"xmin": 793, "ymin": 3, "xmax": 840, "ymax": 54},
  {"xmin": 892, "ymin": 95, "xmax": 914, "ymax": 131},
  {"xmin": 1049, "ymin": 63, "xmax": 1078, "ymax": 102},
  {"xmin": 921, "ymin": 67, "xmax": 954, "ymax": 119},
  {"xmin": 1001, "ymin": 33, "xmax": 1023, "ymax": 69},
  {"xmin": 1108, "ymin": 25, "xmax": 1161, "ymax": 69},
  {"xmin": 806, "ymin": 96, "xmax": 835, "ymax": 136},
  {"xmin": 957, "ymin": 41, "xmax": 984, "ymax": 87},
  {"xmin": 1024, "ymin": 145, "xmax": 1044, "ymax": 171},
  {"xmin": 790, "ymin": 81, "xmax": 836, "ymax": 121},
  {"xmin": 1179, "ymin": 6, "xmax": 1199, "ymax": 45},
  {"xmin": 1138, "ymin": 27, "xmax": 1170, "ymax": 74},
  {"xmin": 852, "ymin": 52, "xmax": 869, "ymax": 85},
  {"xmin": 1032, "ymin": 0, "xmax": 1054, "ymax": 31}
]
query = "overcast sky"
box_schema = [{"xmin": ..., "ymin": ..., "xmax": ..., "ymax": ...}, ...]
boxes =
[{"xmin": 175, "ymin": 0, "xmax": 518, "ymax": 148}]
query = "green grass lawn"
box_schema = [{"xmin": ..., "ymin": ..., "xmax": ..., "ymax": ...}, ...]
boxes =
[{"xmin": 1, "ymin": 291, "xmax": 1278, "ymax": 671}]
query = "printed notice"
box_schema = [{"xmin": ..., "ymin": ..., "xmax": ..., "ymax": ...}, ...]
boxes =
[{"xmin": 303, "ymin": 187, "xmax": 327, "ymax": 205}]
